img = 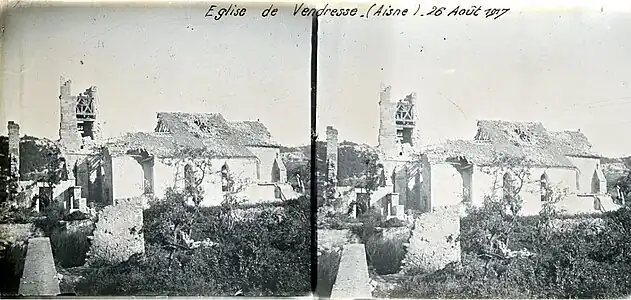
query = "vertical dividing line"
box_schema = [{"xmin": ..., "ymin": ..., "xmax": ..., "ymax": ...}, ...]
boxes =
[{"xmin": 310, "ymin": 13, "xmax": 319, "ymax": 294}]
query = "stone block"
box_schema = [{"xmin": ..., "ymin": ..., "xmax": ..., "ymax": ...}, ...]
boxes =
[
  {"xmin": 86, "ymin": 197, "xmax": 145, "ymax": 266},
  {"xmin": 401, "ymin": 206, "xmax": 462, "ymax": 274}
]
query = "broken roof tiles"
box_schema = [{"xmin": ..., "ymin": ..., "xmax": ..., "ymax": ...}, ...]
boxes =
[
  {"xmin": 425, "ymin": 120, "xmax": 601, "ymax": 168},
  {"xmin": 106, "ymin": 112, "xmax": 279, "ymax": 158}
]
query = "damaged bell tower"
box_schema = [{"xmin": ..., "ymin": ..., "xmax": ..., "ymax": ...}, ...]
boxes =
[
  {"xmin": 395, "ymin": 93, "xmax": 417, "ymax": 147},
  {"xmin": 59, "ymin": 76, "xmax": 101, "ymax": 151},
  {"xmin": 378, "ymin": 83, "xmax": 418, "ymax": 159}
]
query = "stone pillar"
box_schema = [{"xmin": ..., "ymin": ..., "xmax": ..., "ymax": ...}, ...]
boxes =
[
  {"xmin": 408, "ymin": 92, "xmax": 421, "ymax": 148},
  {"xmin": 88, "ymin": 86, "xmax": 101, "ymax": 141},
  {"xmin": 8, "ymin": 121, "xmax": 20, "ymax": 180},
  {"xmin": 59, "ymin": 77, "xmax": 81, "ymax": 151},
  {"xmin": 378, "ymin": 83, "xmax": 397, "ymax": 160},
  {"xmin": 326, "ymin": 126, "xmax": 339, "ymax": 186}
]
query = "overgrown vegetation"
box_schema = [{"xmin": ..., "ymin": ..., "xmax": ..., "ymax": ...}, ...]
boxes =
[
  {"xmin": 75, "ymin": 189, "xmax": 311, "ymax": 296},
  {"xmin": 386, "ymin": 155, "xmax": 631, "ymax": 298}
]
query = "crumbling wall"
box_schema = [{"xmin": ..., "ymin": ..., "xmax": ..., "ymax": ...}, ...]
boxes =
[
  {"xmin": 401, "ymin": 206, "xmax": 462, "ymax": 274},
  {"xmin": 86, "ymin": 197, "xmax": 144, "ymax": 266}
]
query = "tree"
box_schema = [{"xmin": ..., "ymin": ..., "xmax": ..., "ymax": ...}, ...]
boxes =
[{"xmin": 462, "ymin": 153, "xmax": 567, "ymax": 279}]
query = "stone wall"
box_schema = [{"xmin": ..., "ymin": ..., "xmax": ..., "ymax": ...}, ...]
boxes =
[
  {"xmin": 401, "ymin": 206, "xmax": 462, "ymax": 274},
  {"xmin": 18, "ymin": 237, "xmax": 60, "ymax": 296},
  {"xmin": 330, "ymin": 243, "xmax": 372, "ymax": 299},
  {"xmin": 85, "ymin": 197, "xmax": 144, "ymax": 266}
]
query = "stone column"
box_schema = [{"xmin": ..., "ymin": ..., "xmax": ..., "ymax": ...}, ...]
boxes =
[
  {"xmin": 7, "ymin": 121, "xmax": 20, "ymax": 180},
  {"xmin": 59, "ymin": 77, "xmax": 81, "ymax": 151},
  {"xmin": 88, "ymin": 86, "xmax": 101, "ymax": 141},
  {"xmin": 326, "ymin": 126, "xmax": 339, "ymax": 199},
  {"xmin": 378, "ymin": 83, "xmax": 397, "ymax": 160},
  {"xmin": 326, "ymin": 126, "xmax": 339, "ymax": 185}
]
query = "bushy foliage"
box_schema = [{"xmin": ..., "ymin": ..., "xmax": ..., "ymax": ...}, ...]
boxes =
[
  {"xmin": 366, "ymin": 237, "xmax": 407, "ymax": 275},
  {"xmin": 50, "ymin": 226, "xmax": 93, "ymax": 268},
  {"xmin": 394, "ymin": 199, "xmax": 631, "ymax": 298},
  {"xmin": 388, "ymin": 152, "xmax": 631, "ymax": 298},
  {"xmin": 18, "ymin": 136, "xmax": 64, "ymax": 182},
  {"xmin": 0, "ymin": 240, "xmax": 27, "ymax": 296},
  {"xmin": 347, "ymin": 210, "xmax": 408, "ymax": 275},
  {"xmin": 337, "ymin": 141, "xmax": 380, "ymax": 186},
  {"xmin": 76, "ymin": 190, "xmax": 311, "ymax": 297},
  {"xmin": 0, "ymin": 201, "xmax": 38, "ymax": 224}
]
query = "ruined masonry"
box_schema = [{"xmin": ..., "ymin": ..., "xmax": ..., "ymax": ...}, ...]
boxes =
[
  {"xmin": 401, "ymin": 205, "xmax": 463, "ymax": 273},
  {"xmin": 326, "ymin": 126, "xmax": 339, "ymax": 199},
  {"xmin": 86, "ymin": 197, "xmax": 145, "ymax": 266}
]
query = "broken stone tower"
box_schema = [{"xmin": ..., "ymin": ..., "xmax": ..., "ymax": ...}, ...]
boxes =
[
  {"xmin": 58, "ymin": 76, "xmax": 103, "ymax": 202},
  {"xmin": 378, "ymin": 83, "xmax": 398, "ymax": 160},
  {"xmin": 59, "ymin": 76, "xmax": 101, "ymax": 152},
  {"xmin": 377, "ymin": 83, "xmax": 420, "ymax": 160},
  {"xmin": 7, "ymin": 121, "xmax": 20, "ymax": 180}
]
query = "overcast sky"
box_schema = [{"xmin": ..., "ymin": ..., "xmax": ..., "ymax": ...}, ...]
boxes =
[
  {"xmin": 318, "ymin": 3, "xmax": 631, "ymax": 157},
  {"xmin": 1, "ymin": 3, "xmax": 311, "ymax": 147}
]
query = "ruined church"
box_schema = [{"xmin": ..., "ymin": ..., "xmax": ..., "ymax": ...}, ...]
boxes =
[
  {"xmin": 326, "ymin": 83, "xmax": 619, "ymax": 219},
  {"xmin": 7, "ymin": 76, "xmax": 298, "ymax": 212}
]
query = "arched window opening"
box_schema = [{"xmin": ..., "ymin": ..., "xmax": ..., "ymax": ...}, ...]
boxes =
[{"xmin": 540, "ymin": 172, "xmax": 549, "ymax": 202}]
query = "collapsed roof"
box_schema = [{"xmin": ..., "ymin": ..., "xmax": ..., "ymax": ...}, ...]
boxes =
[
  {"xmin": 424, "ymin": 120, "xmax": 601, "ymax": 168},
  {"xmin": 106, "ymin": 112, "xmax": 279, "ymax": 158}
]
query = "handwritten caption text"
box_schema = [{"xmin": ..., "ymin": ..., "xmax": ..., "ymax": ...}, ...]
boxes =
[{"xmin": 204, "ymin": 4, "xmax": 511, "ymax": 20}]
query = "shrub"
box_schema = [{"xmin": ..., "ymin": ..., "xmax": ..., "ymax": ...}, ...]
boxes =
[
  {"xmin": 0, "ymin": 240, "xmax": 27, "ymax": 296},
  {"xmin": 365, "ymin": 236, "xmax": 406, "ymax": 275},
  {"xmin": 390, "ymin": 206, "xmax": 631, "ymax": 299},
  {"xmin": 50, "ymin": 226, "xmax": 92, "ymax": 268},
  {"xmin": 316, "ymin": 250, "xmax": 341, "ymax": 298}
]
